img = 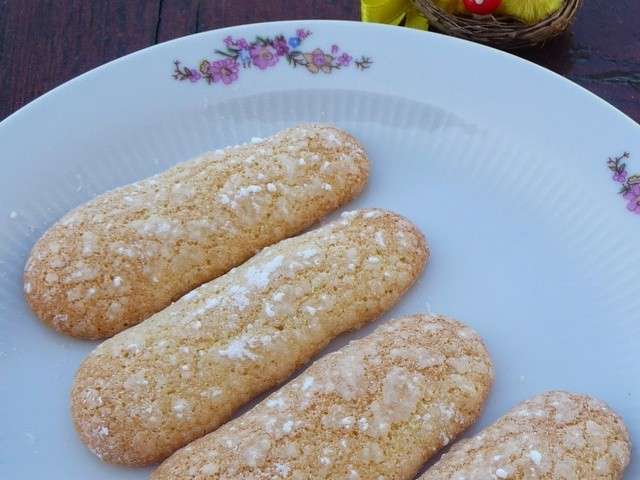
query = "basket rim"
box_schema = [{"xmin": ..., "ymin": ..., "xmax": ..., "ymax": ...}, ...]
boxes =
[{"xmin": 411, "ymin": 0, "xmax": 583, "ymax": 49}]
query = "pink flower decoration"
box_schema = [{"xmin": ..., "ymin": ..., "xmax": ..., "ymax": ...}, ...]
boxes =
[
  {"xmin": 296, "ymin": 28, "xmax": 311, "ymax": 40},
  {"xmin": 173, "ymin": 29, "xmax": 372, "ymax": 87},
  {"xmin": 304, "ymin": 48, "xmax": 333, "ymax": 74},
  {"xmin": 613, "ymin": 171, "xmax": 627, "ymax": 183},
  {"xmin": 337, "ymin": 52, "xmax": 352, "ymax": 66},
  {"xmin": 312, "ymin": 51, "xmax": 327, "ymax": 66},
  {"xmin": 624, "ymin": 183, "xmax": 640, "ymax": 214},
  {"xmin": 223, "ymin": 36, "xmax": 248, "ymax": 50},
  {"xmin": 209, "ymin": 58, "xmax": 239, "ymax": 85},
  {"xmin": 250, "ymin": 44, "xmax": 279, "ymax": 70},
  {"xmin": 274, "ymin": 38, "xmax": 289, "ymax": 56}
]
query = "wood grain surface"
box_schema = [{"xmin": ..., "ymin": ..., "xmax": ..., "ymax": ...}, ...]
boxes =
[{"xmin": 0, "ymin": 0, "xmax": 638, "ymax": 122}]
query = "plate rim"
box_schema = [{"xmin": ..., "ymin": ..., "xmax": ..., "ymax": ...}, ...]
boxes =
[{"xmin": 1, "ymin": 19, "xmax": 638, "ymax": 132}]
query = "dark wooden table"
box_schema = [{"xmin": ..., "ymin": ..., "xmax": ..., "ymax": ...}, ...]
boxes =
[{"xmin": 1, "ymin": 0, "xmax": 638, "ymax": 123}]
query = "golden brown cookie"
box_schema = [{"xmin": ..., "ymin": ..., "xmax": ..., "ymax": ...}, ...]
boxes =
[
  {"xmin": 24, "ymin": 124, "xmax": 369, "ymax": 339},
  {"xmin": 71, "ymin": 209, "xmax": 428, "ymax": 466},
  {"xmin": 420, "ymin": 391, "xmax": 631, "ymax": 479},
  {"xmin": 151, "ymin": 314, "xmax": 494, "ymax": 479}
]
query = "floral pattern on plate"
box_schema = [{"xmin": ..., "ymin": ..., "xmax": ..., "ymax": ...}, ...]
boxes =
[
  {"xmin": 608, "ymin": 152, "xmax": 640, "ymax": 215},
  {"xmin": 173, "ymin": 28, "xmax": 372, "ymax": 85}
]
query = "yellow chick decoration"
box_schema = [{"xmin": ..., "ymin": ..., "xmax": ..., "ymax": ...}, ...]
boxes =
[
  {"xmin": 434, "ymin": 0, "xmax": 564, "ymax": 24},
  {"xmin": 498, "ymin": 0, "xmax": 564, "ymax": 24},
  {"xmin": 433, "ymin": 0, "xmax": 467, "ymax": 15}
]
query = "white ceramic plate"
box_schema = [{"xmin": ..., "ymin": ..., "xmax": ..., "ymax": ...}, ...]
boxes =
[{"xmin": 1, "ymin": 20, "xmax": 638, "ymax": 478}]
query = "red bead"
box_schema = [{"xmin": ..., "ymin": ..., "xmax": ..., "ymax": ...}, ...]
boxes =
[{"xmin": 463, "ymin": 0, "xmax": 502, "ymax": 14}]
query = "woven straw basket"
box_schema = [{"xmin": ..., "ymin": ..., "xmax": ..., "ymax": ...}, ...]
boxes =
[{"xmin": 412, "ymin": 0, "xmax": 583, "ymax": 49}]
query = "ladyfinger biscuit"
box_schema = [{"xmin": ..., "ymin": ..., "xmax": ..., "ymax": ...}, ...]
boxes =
[
  {"xmin": 420, "ymin": 391, "xmax": 631, "ymax": 479},
  {"xmin": 71, "ymin": 209, "xmax": 428, "ymax": 466},
  {"xmin": 24, "ymin": 124, "xmax": 369, "ymax": 339},
  {"xmin": 151, "ymin": 314, "xmax": 493, "ymax": 480}
]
